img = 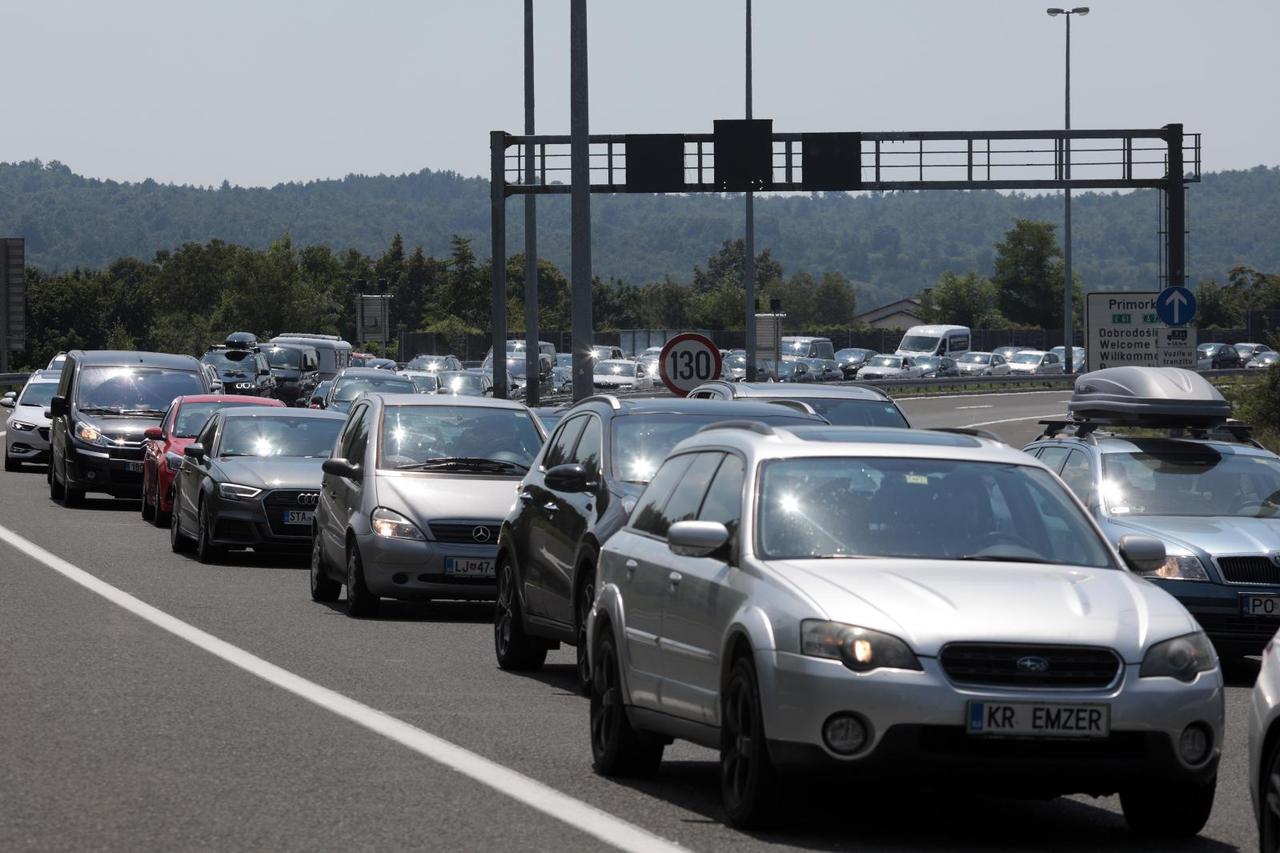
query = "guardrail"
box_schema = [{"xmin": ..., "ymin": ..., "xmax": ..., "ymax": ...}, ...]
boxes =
[{"xmin": 0, "ymin": 372, "xmax": 33, "ymax": 387}]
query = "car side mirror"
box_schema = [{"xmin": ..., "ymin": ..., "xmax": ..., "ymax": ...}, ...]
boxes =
[
  {"xmin": 49, "ymin": 395, "xmax": 67, "ymax": 417},
  {"xmin": 322, "ymin": 458, "xmax": 362, "ymax": 480},
  {"xmin": 183, "ymin": 443, "xmax": 206, "ymax": 462},
  {"xmin": 0, "ymin": 397, "xmax": 13, "ymax": 409},
  {"xmin": 144, "ymin": 426, "xmax": 163, "ymax": 440},
  {"xmin": 668, "ymin": 520, "xmax": 731, "ymax": 559},
  {"xmin": 545, "ymin": 463, "xmax": 590, "ymax": 492},
  {"xmin": 1118, "ymin": 535, "xmax": 1166, "ymax": 574}
]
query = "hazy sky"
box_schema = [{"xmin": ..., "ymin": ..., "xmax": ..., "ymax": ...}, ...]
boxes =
[{"xmin": 1, "ymin": 1, "xmax": 1275, "ymax": 187}]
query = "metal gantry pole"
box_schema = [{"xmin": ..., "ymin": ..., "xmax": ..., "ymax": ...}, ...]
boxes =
[
  {"xmin": 1062, "ymin": 11, "xmax": 1074, "ymax": 372},
  {"xmin": 490, "ymin": 131, "xmax": 508, "ymax": 400},
  {"xmin": 1166, "ymin": 123, "xmax": 1186, "ymax": 288},
  {"xmin": 523, "ymin": 0, "xmax": 540, "ymax": 406},
  {"xmin": 743, "ymin": 0, "xmax": 757, "ymax": 381},
  {"xmin": 569, "ymin": 0, "xmax": 593, "ymax": 401}
]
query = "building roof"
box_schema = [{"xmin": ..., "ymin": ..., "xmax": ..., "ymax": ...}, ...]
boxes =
[{"xmin": 854, "ymin": 297, "xmax": 925, "ymax": 325}]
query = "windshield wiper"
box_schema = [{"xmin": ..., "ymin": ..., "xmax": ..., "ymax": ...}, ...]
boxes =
[
  {"xmin": 956, "ymin": 554, "xmax": 1052, "ymax": 564},
  {"xmin": 79, "ymin": 406, "xmax": 125, "ymax": 414},
  {"xmin": 117, "ymin": 408, "xmax": 168, "ymax": 416},
  {"xmin": 398, "ymin": 457, "xmax": 529, "ymax": 473}
]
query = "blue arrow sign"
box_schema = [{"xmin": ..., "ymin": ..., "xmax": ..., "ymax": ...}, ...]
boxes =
[{"xmin": 1156, "ymin": 286, "xmax": 1196, "ymax": 327}]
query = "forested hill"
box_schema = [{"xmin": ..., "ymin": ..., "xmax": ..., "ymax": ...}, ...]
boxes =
[{"xmin": 2, "ymin": 159, "xmax": 1277, "ymax": 306}]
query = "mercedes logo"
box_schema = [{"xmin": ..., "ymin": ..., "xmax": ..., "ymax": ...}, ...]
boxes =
[
  {"xmin": 297, "ymin": 493, "xmax": 320, "ymax": 507},
  {"xmin": 472, "ymin": 526, "xmax": 492, "ymax": 543},
  {"xmin": 1016, "ymin": 655, "xmax": 1050, "ymax": 674}
]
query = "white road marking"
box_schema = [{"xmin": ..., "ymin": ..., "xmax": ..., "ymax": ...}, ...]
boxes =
[
  {"xmin": 0, "ymin": 523, "xmax": 684, "ymax": 853},
  {"xmin": 963, "ymin": 413, "xmax": 1066, "ymax": 428},
  {"xmin": 954, "ymin": 405, "xmax": 993, "ymax": 410},
  {"xmin": 895, "ymin": 389, "xmax": 1074, "ymax": 404}
]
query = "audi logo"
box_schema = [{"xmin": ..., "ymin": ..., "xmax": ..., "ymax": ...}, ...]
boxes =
[
  {"xmin": 297, "ymin": 493, "xmax": 320, "ymax": 507},
  {"xmin": 1016, "ymin": 655, "xmax": 1050, "ymax": 674},
  {"xmin": 472, "ymin": 526, "xmax": 492, "ymax": 543}
]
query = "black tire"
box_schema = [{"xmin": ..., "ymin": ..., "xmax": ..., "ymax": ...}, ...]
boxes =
[
  {"xmin": 590, "ymin": 628, "xmax": 663, "ymax": 777},
  {"xmin": 1120, "ymin": 776, "xmax": 1215, "ymax": 837},
  {"xmin": 1261, "ymin": 739, "xmax": 1280, "ymax": 853},
  {"xmin": 574, "ymin": 569, "xmax": 596, "ymax": 694},
  {"xmin": 309, "ymin": 532, "xmax": 341, "ymax": 603},
  {"xmin": 721, "ymin": 655, "xmax": 782, "ymax": 828},
  {"xmin": 345, "ymin": 542, "xmax": 379, "ymax": 618},
  {"xmin": 493, "ymin": 556, "xmax": 547, "ymax": 671},
  {"xmin": 195, "ymin": 499, "xmax": 223, "ymax": 564},
  {"xmin": 152, "ymin": 480, "xmax": 170, "ymax": 528},
  {"xmin": 4, "ymin": 453, "xmax": 20, "ymax": 472},
  {"xmin": 170, "ymin": 491, "xmax": 194, "ymax": 553},
  {"xmin": 141, "ymin": 472, "xmax": 155, "ymax": 520},
  {"xmin": 63, "ymin": 483, "xmax": 84, "ymax": 508},
  {"xmin": 50, "ymin": 460, "xmax": 65, "ymax": 500}
]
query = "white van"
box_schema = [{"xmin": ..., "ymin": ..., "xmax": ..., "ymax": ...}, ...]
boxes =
[{"xmin": 895, "ymin": 324, "xmax": 971, "ymax": 358}]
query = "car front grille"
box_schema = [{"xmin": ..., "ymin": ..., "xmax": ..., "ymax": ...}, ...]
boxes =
[
  {"xmin": 429, "ymin": 521, "xmax": 501, "ymax": 544},
  {"xmin": 940, "ymin": 643, "xmax": 1120, "ymax": 689},
  {"xmin": 1217, "ymin": 556, "xmax": 1280, "ymax": 584},
  {"xmin": 262, "ymin": 489, "xmax": 319, "ymax": 537},
  {"xmin": 1193, "ymin": 613, "xmax": 1280, "ymax": 647},
  {"xmin": 37, "ymin": 427, "xmax": 50, "ymax": 442}
]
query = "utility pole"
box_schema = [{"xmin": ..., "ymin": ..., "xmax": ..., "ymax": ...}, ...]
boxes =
[
  {"xmin": 523, "ymin": 0, "xmax": 539, "ymax": 406},
  {"xmin": 743, "ymin": 0, "xmax": 757, "ymax": 380},
  {"xmin": 569, "ymin": 0, "xmax": 593, "ymax": 401}
]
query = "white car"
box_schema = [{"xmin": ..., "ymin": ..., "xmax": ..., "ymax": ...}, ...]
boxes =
[
  {"xmin": 589, "ymin": 423, "xmax": 1223, "ymax": 834},
  {"xmin": 3, "ymin": 371, "xmax": 59, "ymax": 470},
  {"xmin": 592, "ymin": 359, "xmax": 652, "ymax": 390},
  {"xmin": 856, "ymin": 354, "xmax": 927, "ymax": 381},
  {"xmin": 955, "ymin": 351, "xmax": 1012, "ymax": 377},
  {"xmin": 397, "ymin": 370, "xmax": 441, "ymax": 394},
  {"xmin": 1007, "ymin": 350, "xmax": 1065, "ymax": 375}
]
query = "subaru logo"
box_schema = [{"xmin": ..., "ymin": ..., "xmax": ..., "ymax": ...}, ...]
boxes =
[
  {"xmin": 472, "ymin": 526, "xmax": 492, "ymax": 543},
  {"xmin": 297, "ymin": 493, "xmax": 319, "ymax": 507},
  {"xmin": 1016, "ymin": 655, "xmax": 1050, "ymax": 674}
]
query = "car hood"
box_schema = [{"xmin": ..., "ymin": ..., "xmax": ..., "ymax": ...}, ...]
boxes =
[
  {"xmin": 11, "ymin": 404, "xmax": 52, "ymax": 427},
  {"xmin": 79, "ymin": 415, "xmax": 162, "ymax": 442},
  {"xmin": 862, "ymin": 366, "xmax": 906, "ymax": 376},
  {"xmin": 1008, "ymin": 362, "xmax": 1040, "ymax": 372},
  {"xmin": 769, "ymin": 558, "xmax": 1194, "ymax": 660},
  {"xmin": 376, "ymin": 473, "xmax": 522, "ymax": 525},
  {"xmin": 214, "ymin": 456, "xmax": 326, "ymax": 490},
  {"xmin": 1110, "ymin": 515, "xmax": 1280, "ymax": 557}
]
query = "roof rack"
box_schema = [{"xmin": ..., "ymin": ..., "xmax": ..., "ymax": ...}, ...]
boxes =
[
  {"xmin": 1036, "ymin": 420, "xmax": 1100, "ymax": 442},
  {"xmin": 696, "ymin": 420, "xmax": 776, "ymax": 436},
  {"xmin": 929, "ymin": 426, "xmax": 1003, "ymax": 443},
  {"xmin": 578, "ymin": 394, "xmax": 622, "ymax": 411},
  {"xmin": 764, "ymin": 399, "xmax": 819, "ymax": 416}
]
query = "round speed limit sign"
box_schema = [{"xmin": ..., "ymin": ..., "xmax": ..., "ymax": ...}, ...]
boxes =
[{"xmin": 658, "ymin": 333, "xmax": 722, "ymax": 397}]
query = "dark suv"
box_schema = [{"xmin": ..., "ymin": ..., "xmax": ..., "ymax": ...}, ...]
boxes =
[
  {"xmin": 493, "ymin": 396, "xmax": 827, "ymax": 689},
  {"xmin": 263, "ymin": 343, "xmax": 320, "ymax": 405},
  {"xmin": 48, "ymin": 350, "xmax": 208, "ymax": 506},
  {"xmin": 201, "ymin": 345, "xmax": 276, "ymax": 397}
]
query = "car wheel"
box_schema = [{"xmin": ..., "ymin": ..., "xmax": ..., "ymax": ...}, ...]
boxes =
[
  {"xmin": 170, "ymin": 491, "xmax": 194, "ymax": 553},
  {"xmin": 152, "ymin": 481, "xmax": 170, "ymax": 528},
  {"xmin": 4, "ymin": 452, "xmax": 20, "ymax": 472},
  {"xmin": 141, "ymin": 471, "xmax": 155, "ymax": 520},
  {"xmin": 1120, "ymin": 776, "xmax": 1215, "ymax": 836},
  {"xmin": 590, "ymin": 627, "xmax": 663, "ymax": 777},
  {"xmin": 50, "ymin": 459, "xmax": 65, "ymax": 500},
  {"xmin": 1262, "ymin": 740, "xmax": 1280, "ymax": 851},
  {"xmin": 721, "ymin": 655, "xmax": 781, "ymax": 828},
  {"xmin": 63, "ymin": 483, "xmax": 84, "ymax": 508},
  {"xmin": 195, "ymin": 499, "xmax": 223, "ymax": 564},
  {"xmin": 494, "ymin": 556, "xmax": 547, "ymax": 671},
  {"xmin": 345, "ymin": 542, "xmax": 379, "ymax": 618},
  {"xmin": 575, "ymin": 570, "xmax": 596, "ymax": 694},
  {"xmin": 309, "ymin": 532, "xmax": 340, "ymax": 602}
]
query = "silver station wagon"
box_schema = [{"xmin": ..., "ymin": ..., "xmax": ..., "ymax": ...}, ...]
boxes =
[{"xmin": 587, "ymin": 423, "xmax": 1224, "ymax": 835}]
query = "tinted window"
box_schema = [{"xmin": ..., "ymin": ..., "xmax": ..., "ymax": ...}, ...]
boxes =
[
  {"xmin": 803, "ymin": 399, "xmax": 909, "ymax": 428},
  {"xmin": 544, "ymin": 416, "xmax": 587, "ymax": 469},
  {"xmin": 1059, "ymin": 450, "xmax": 1093, "ymax": 504},
  {"xmin": 219, "ymin": 415, "xmax": 343, "ymax": 458},
  {"xmin": 698, "ymin": 454, "xmax": 745, "ymax": 534},
  {"xmin": 265, "ymin": 347, "xmax": 301, "ymax": 369},
  {"xmin": 570, "ymin": 416, "xmax": 603, "ymax": 477},
  {"xmin": 75, "ymin": 366, "xmax": 204, "ymax": 414},
  {"xmin": 333, "ymin": 374, "xmax": 416, "ymax": 402},
  {"xmin": 656, "ymin": 453, "xmax": 724, "ymax": 535},
  {"xmin": 341, "ymin": 405, "xmax": 369, "ymax": 463},
  {"xmin": 174, "ymin": 401, "xmax": 270, "ymax": 438},
  {"xmin": 630, "ymin": 455, "xmax": 696, "ymax": 537},
  {"xmin": 379, "ymin": 405, "xmax": 543, "ymax": 470},
  {"xmin": 1100, "ymin": 446, "xmax": 1280, "ymax": 518},
  {"xmin": 197, "ymin": 415, "xmax": 219, "ymax": 450},
  {"xmin": 1036, "ymin": 446, "xmax": 1069, "ymax": 473}
]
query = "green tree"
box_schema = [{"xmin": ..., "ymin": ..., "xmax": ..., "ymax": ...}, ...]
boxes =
[
  {"xmin": 927, "ymin": 271, "xmax": 1003, "ymax": 328},
  {"xmin": 992, "ymin": 220, "xmax": 1065, "ymax": 328}
]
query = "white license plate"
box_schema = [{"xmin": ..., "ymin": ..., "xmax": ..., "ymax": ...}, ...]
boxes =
[
  {"xmin": 445, "ymin": 557, "xmax": 495, "ymax": 578},
  {"xmin": 967, "ymin": 701, "xmax": 1109, "ymax": 738},
  {"xmin": 125, "ymin": 461, "xmax": 144, "ymax": 473},
  {"xmin": 282, "ymin": 510, "xmax": 313, "ymax": 525},
  {"xmin": 1241, "ymin": 594, "xmax": 1280, "ymax": 616}
]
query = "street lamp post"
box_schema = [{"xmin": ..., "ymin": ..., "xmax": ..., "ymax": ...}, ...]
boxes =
[{"xmin": 1047, "ymin": 6, "xmax": 1087, "ymax": 374}]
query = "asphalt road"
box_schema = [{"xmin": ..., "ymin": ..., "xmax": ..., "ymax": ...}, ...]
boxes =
[{"xmin": 0, "ymin": 395, "xmax": 1261, "ymax": 852}]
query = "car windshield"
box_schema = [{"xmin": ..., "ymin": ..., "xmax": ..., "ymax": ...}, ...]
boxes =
[
  {"xmin": 201, "ymin": 350, "xmax": 256, "ymax": 373},
  {"xmin": 591, "ymin": 346, "xmax": 615, "ymax": 360},
  {"xmin": 599, "ymin": 361, "xmax": 636, "ymax": 377},
  {"xmin": 557, "ymin": 353, "xmax": 573, "ymax": 367},
  {"xmin": 264, "ymin": 347, "xmax": 301, "ymax": 369},
  {"xmin": 438, "ymin": 372, "xmax": 487, "ymax": 395},
  {"xmin": 403, "ymin": 374, "xmax": 439, "ymax": 393},
  {"xmin": 1235, "ymin": 345, "xmax": 1256, "ymax": 355},
  {"xmin": 333, "ymin": 375, "xmax": 416, "ymax": 402},
  {"xmin": 898, "ymin": 335, "xmax": 939, "ymax": 352},
  {"xmin": 868, "ymin": 356, "xmax": 902, "ymax": 368},
  {"xmin": 1101, "ymin": 446, "xmax": 1280, "ymax": 518},
  {"xmin": 799, "ymin": 399, "xmax": 909, "ymax": 427},
  {"xmin": 1012, "ymin": 353, "xmax": 1043, "ymax": 364},
  {"xmin": 19, "ymin": 381, "xmax": 58, "ymax": 407},
  {"xmin": 612, "ymin": 412, "xmax": 817, "ymax": 483},
  {"xmin": 175, "ymin": 401, "xmax": 271, "ymax": 437},
  {"xmin": 378, "ymin": 405, "xmax": 543, "ymax": 471},
  {"xmin": 218, "ymin": 415, "xmax": 342, "ymax": 458},
  {"xmin": 1197, "ymin": 344, "xmax": 1215, "ymax": 354},
  {"xmin": 915, "ymin": 357, "xmax": 939, "ymax": 368},
  {"xmin": 959, "ymin": 353, "xmax": 990, "ymax": 364},
  {"xmin": 757, "ymin": 457, "xmax": 1113, "ymax": 566},
  {"xmin": 506, "ymin": 360, "xmax": 530, "ymax": 377},
  {"xmin": 724, "ymin": 353, "xmax": 747, "ymax": 370},
  {"xmin": 77, "ymin": 367, "xmax": 205, "ymax": 414}
]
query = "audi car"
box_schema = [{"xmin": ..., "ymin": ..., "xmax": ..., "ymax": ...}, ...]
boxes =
[{"xmin": 169, "ymin": 407, "xmax": 345, "ymax": 562}]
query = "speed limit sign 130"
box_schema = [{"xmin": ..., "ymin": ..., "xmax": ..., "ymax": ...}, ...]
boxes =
[{"xmin": 658, "ymin": 333, "xmax": 723, "ymax": 397}]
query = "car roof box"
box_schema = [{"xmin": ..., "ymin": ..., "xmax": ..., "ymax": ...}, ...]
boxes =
[{"xmin": 1067, "ymin": 366, "xmax": 1231, "ymax": 427}]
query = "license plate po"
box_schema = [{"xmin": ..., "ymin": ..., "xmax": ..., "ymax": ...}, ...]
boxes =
[{"xmin": 1241, "ymin": 594, "xmax": 1280, "ymax": 617}]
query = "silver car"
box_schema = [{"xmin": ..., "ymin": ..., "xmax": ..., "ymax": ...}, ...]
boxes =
[
  {"xmin": 1008, "ymin": 350, "xmax": 1065, "ymax": 375},
  {"xmin": 956, "ymin": 351, "xmax": 1012, "ymax": 377},
  {"xmin": 856, "ymin": 354, "xmax": 926, "ymax": 381},
  {"xmin": 3, "ymin": 371, "xmax": 58, "ymax": 469},
  {"xmin": 1250, "ymin": 637, "xmax": 1280, "ymax": 849},
  {"xmin": 588, "ymin": 423, "xmax": 1223, "ymax": 834},
  {"xmin": 311, "ymin": 393, "xmax": 546, "ymax": 616}
]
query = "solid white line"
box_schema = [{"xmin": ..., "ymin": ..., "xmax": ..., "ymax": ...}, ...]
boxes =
[
  {"xmin": 954, "ymin": 405, "xmax": 993, "ymax": 410},
  {"xmin": 0, "ymin": 523, "xmax": 684, "ymax": 853},
  {"xmin": 963, "ymin": 413, "xmax": 1066, "ymax": 428},
  {"xmin": 895, "ymin": 389, "xmax": 1074, "ymax": 404}
]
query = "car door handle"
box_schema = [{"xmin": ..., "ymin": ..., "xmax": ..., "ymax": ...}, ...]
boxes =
[
  {"xmin": 625, "ymin": 559, "xmax": 637, "ymax": 579},
  {"xmin": 518, "ymin": 491, "xmax": 533, "ymax": 503},
  {"xmin": 668, "ymin": 571, "xmax": 682, "ymax": 588},
  {"xmin": 543, "ymin": 502, "xmax": 558, "ymax": 512}
]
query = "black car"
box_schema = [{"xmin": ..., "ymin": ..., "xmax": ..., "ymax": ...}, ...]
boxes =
[
  {"xmin": 322, "ymin": 368, "xmax": 417, "ymax": 414},
  {"xmin": 493, "ymin": 396, "xmax": 828, "ymax": 689},
  {"xmin": 1197, "ymin": 343, "xmax": 1243, "ymax": 370},
  {"xmin": 263, "ymin": 343, "xmax": 320, "ymax": 405},
  {"xmin": 834, "ymin": 347, "xmax": 877, "ymax": 379},
  {"xmin": 48, "ymin": 350, "xmax": 208, "ymax": 506},
  {"xmin": 201, "ymin": 346, "xmax": 276, "ymax": 397},
  {"xmin": 915, "ymin": 355, "xmax": 960, "ymax": 378},
  {"xmin": 169, "ymin": 407, "xmax": 346, "ymax": 562}
]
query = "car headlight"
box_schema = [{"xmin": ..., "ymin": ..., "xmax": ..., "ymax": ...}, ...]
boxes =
[
  {"xmin": 218, "ymin": 482, "xmax": 262, "ymax": 500},
  {"xmin": 75, "ymin": 422, "xmax": 108, "ymax": 445},
  {"xmin": 371, "ymin": 506, "xmax": 425, "ymax": 540},
  {"xmin": 165, "ymin": 451, "xmax": 184, "ymax": 472},
  {"xmin": 9, "ymin": 420, "xmax": 35, "ymax": 431},
  {"xmin": 1138, "ymin": 550, "xmax": 1210, "ymax": 581},
  {"xmin": 801, "ymin": 620, "xmax": 922, "ymax": 673},
  {"xmin": 1140, "ymin": 631, "xmax": 1217, "ymax": 682}
]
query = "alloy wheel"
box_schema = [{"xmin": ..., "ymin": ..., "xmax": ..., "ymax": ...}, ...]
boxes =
[
  {"xmin": 590, "ymin": 640, "xmax": 622, "ymax": 757},
  {"xmin": 576, "ymin": 578, "xmax": 595, "ymax": 690},
  {"xmin": 722, "ymin": 677, "xmax": 755, "ymax": 807},
  {"xmin": 495, "ymin": 562, "xmax": 515, "ymax": 659}
]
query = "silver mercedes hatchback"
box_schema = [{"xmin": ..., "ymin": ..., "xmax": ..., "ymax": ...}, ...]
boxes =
[{"xmin": 588, "ymin": 423, "xmax": 1224, "ymax": 834}]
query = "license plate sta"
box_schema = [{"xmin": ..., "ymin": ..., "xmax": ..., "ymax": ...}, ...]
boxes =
[
  {"xmin": 967, "ymin": 701, "xmax": 1109, "ymax": 738},
  {"xmin": 446, "ymin": 557, "xmax": 495, "ymax": 578},
  {"xmin": 1241, "ymin": 594, "xmax": 1280, "ymax": 616},
  {"xmin": 125, "ymin": 461, "xmax": 144, "ymax": 473},
  {"xmin": 282, "ymin": 510, "xmax": 314, "ymax": 525}
]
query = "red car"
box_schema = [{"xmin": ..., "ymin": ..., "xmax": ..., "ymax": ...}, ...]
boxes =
[{"xmin": 141, "ymin": 394, "xmax": 284, "ymax": 525}]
